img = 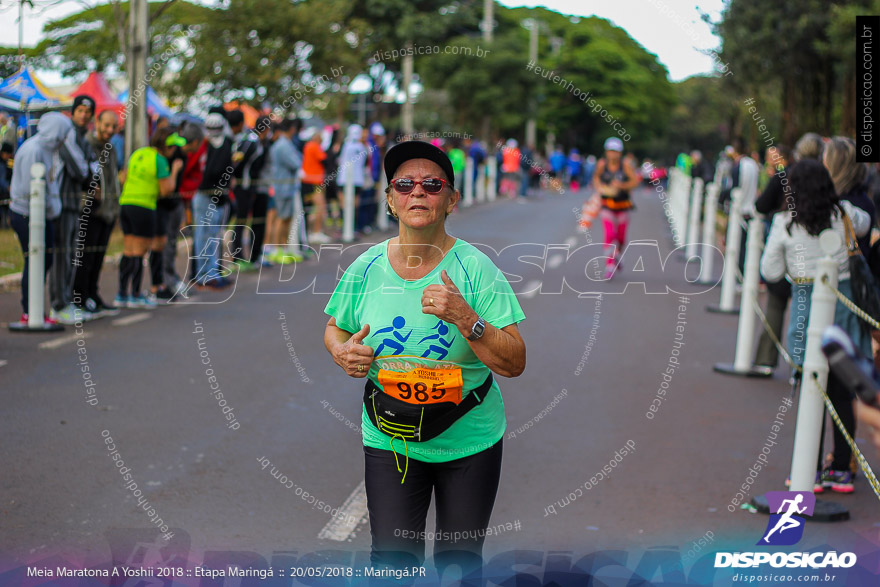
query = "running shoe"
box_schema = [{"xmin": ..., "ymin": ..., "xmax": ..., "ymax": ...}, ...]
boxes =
[
  {"xmin": 784, "ymin": 473, "xmax": 824, "ymax": 493},
  {"xmin": 154, "ymin": 288, "xmax": 175, "ymax": 300},
  {"xmin": 309, "ymin": 232, "xmax": 332, "ymax": 243},
  {"xmin": 258, "ymin": 255, "xmax": 273, "ymax": 268},
  {"xmin": 128, "ymin": 294, "xmax": 158, "ymax": 309},
  {"xmin": 197, "ymin": 277, "xmax": 232, "ymax": 290},
  {"xmin": 19, "ymin": 313, "xmax": 60, "ymax": 326},
  {"xmin": 50, "ymin": 303, "xmax": 82, "ymax": 325},
  {"xmin": 94, "ymin": 297, "xmax": 121, "ymax": 317},
  {"xmin": 114, "ymin": 294, "xmax": 131, "ymax": 309},
  {"xmin": 73, "ymin": 303, "xmax": 100, "ymax": 322},
  {"xmin": 821, "ymin": 469, "xmax": 854, "ymax": 493},
  {"xmin": 81, "ymin": 297, "xmax": 107, "ymax": 320}
]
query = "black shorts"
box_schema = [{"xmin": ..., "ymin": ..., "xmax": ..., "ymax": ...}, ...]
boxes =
[
  {"xmin": 120, "ymin": 204, "xmax": 157, "ymax": 238},
  {"xmin": 301, "ymin": 182, "xmax": 320, "ymax": 199}
]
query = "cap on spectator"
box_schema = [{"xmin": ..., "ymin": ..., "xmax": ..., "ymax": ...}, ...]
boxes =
[
  {"xmin": 603, "ymin": 137, "xmax": 624, "ymax": 152},
  {"xmin": 72, "ymin": 95, "xmax": 95, "ymax": 114},
  {"xmin": 165, "ymin": 132, "xmax": 187, "ymax": 147}
]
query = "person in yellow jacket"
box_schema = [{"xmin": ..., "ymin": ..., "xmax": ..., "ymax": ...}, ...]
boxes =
[{"xmin": 115, "ymin": 127, "xmax": 184, "ymax": 308}]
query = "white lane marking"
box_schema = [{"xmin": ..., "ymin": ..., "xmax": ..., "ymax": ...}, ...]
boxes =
[
  {"xmin": 0, "ymin": 360, "xmax": 7, "ymax": 367},
  {"xmin": 520, "ymin": 279, "xmax": 542, "ymax": 299},
  {"xmin": 548, "ymin": 255, "xmax": 564, "ymax": 269},
  {"xmin": 565, "ymin": 236, "xmax": 577, "ymax": 247},
  {"xmin": 39, "ymin": 332, "xmax": 91, "ymax": 350},
  {"xmin": 318, "ymin": 480, "xmax": 369, "ymax": 542},
  {"xmin": 112, "ymin": 312, "xmax": 152, "ymax": 326}
]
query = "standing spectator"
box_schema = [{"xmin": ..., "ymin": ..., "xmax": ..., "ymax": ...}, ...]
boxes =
[
  {"xmin": 447, "ymin": 140, "xmax": 466, "ymax": 192},
  {"xmin": 8, "ymin": 113, "xmax": 72, "ymax": 325},
  {"xmin": 690, "ymin": 150, "xmax": 714, "ymax": 184},
  {"xmin": 753, "ymin": 144, "xmax": 793, "ymax": 370},
  {"xmin": 110, "ymin": 128, "xmax": 125, "ymax": 170},
  {"xmin": 519, "ymin": 143, "xmax": 534, "ymax": 197},
  {"xmin": 116, "ymin": 127, "xmax": 184, "ymax": 307},
  {"xmin": 159, "ymin": 123, "xmax": 204, "ymax": 297},
  {"xmin": 500, "ymin": 139, "xmax": 521, "ymax": 198},
  {"xmin": 73, "ymin": 110, "xmax": 122, "ymax": 317},
  {"xmin": 148, "ymin": 129, "xmax": 185, "ymax": 301},
  {"xmin": 824, "ymin": 137, "xmax": 875, "ymax": 255},
  {"xmin": 248, "ymin": 116, "xmax": 273, "ymax": 266},
  {"xmin": 191, "ymin": 113, "xmax": 234, "ymax": 289},
  {"xmin": 51, "ymin": 95, "xmax": 97, "ymax": 323},
  {"xmin": 0, "ymin": 111, "xmax": 17, "ymax": 150},
  {"xmin": 466, "ymin": 138, "xmax": 486, "ymax": 188},
  {"xmin": 322, "ymin": 126, "xmax": 343, "ymax": 232},
  {"xmin": 549, "ymin": 147, "xmax": 566, "ymax": 179},
  {"xmin": 267, "ymin": 119, "xmax": 303, "ymax": 263},
  {"xmin": 337, "ymin": 124, "xmax": 367, "ymax": 234},
  {"xmin": 583, "ymin": 154, "xmax": 597, "ymax": 187},
  {"xmin": 361, "ymin": 122, "xmax": 387, "ymax": 233},
  {"xmin": 301, "ymin": 127, "xmax": 329, "ymax": 243},
  {"xmin": 729, "ymin": 137, "xmax": 760, "ymax": 275},
  {"xmin": 0, "ymin": 143, "xmax": 12, "ymax": 228},
  {"xmin": 226, "ymin": 109, "xmax": 262, "ymax": 269},
  {"xmin": 567, "ymin": 148, "xmax": 583, "ymax": 191},
  {"xmin": 760, "ymin": 160, "xmax": 871, "ymax": 493}
]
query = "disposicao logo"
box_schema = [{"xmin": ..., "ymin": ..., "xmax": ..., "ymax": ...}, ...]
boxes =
[
  {"xmin": 714, "ymin": 492, "xmax": 857, "ymax": 570},
  {"xmin": 759, "ymin": 491, "xmax": 814, "ymax": 546}
]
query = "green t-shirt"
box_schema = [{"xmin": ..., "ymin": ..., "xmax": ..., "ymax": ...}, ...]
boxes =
[
  {"xmin": 324, "ymin": 238, "xmax": 525, "ymax": 463},
  {"xmin": 119, "ymin": 146, "xmax": 170, "ymax": 210},
  {"xmin": 449, "ymin": 148, "xmax": 466, "ymax": 179}
]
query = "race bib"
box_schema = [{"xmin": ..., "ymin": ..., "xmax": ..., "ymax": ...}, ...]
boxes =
[{"xmin": 377, "ymin": 367, "xmax": 463, "ymax": 405}]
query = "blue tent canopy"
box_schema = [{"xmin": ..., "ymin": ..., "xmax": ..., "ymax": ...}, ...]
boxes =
[
  {"xmin": 118, "ymin": 86, "xmax": 174, "ymax": 118},
  {"xmin": 0, "ymin": 66, "xmax": 69, "ymax": 110}
]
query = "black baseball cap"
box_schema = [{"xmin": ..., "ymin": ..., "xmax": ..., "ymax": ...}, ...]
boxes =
[
  {"xmin": 72, "ymin": 95, "xmax": 95, "ymax": 114},
  {"xmin": 384, "ymin": 140, "xmax": 455, "ymax": 187}
]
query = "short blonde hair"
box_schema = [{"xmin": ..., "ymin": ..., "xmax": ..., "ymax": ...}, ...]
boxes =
[{"xmin": 824, "ymin": 136, "xmax": 866, "ymax": 196}]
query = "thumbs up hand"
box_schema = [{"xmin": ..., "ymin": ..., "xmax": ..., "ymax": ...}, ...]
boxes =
[
  {"xmin": 333, "ymin": 323, "xmax": 374, "ymax": 378},
  {"xmin": 422, "ymin": 270, "xmax": 478, "ymax": 337}
]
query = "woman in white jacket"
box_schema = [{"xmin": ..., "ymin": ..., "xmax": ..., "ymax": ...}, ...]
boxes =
[{"xmin": 760, "ymin": 158, "xmax": 871, "ymax": 493}]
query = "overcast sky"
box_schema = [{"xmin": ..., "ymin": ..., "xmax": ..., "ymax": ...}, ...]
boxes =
[{"xmin": 5, "ymin": 0, "xmax": 725, "ymax": 84}]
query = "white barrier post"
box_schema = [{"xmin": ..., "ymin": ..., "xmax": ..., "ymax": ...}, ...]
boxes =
[
  {"xmin": 463, "ymin": 157, "xmax": 474, "ymax": 207},
  {"xmin": 375, "ymin": 171, "xmax": 389, "ymax": 231},
  {"xmin": 677, "ymin": 173, "xmax": 692, "ymax": 247},
  {"xmin": 713, "ymin": 215, "xmax": 773, "ymax": 377},
  {"xmin": 707, "ymin": 187, "xmax": 743, "ymax": 314},
  {"xmin": 342, "ymin": 164, "xmax": 355, "ymax": 243},
  {"xmin": 686, "ymin": 177, "xmax": 704, "ymax": 259},
  {"xmin": 289, "ymin": 178, "xmax": 306, "ymax": 252},
  {"xmin": 475, "ymin": 163, "xmax": 486, "ymax": 203},
  {"xmin": 487, "ymin": 157, "xmax": 497, "ymax": 202},
  {"xmin": 9, "ymin": 163, "xmax": 63, "ymax": 332},
  {"xmin": 699, "ymin": 182, "xmax": 719, "ymax": 284},
  {"xmin": 667, "ymin": 168, "xmax": 680, "ymax": 241},
  {"xmin": 781, "ymin": 231, "xmax": 847, "ymax": 520}
]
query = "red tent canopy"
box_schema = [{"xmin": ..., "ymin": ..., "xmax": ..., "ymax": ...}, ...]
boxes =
[{"xmin": 72, "ymin": 72, "xmax": 124, "ymax": 118}]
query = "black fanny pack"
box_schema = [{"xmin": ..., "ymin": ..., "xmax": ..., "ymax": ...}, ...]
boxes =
[{"xmin": 364, "ymin": 374, "xmax": 493, "ymax": 442}]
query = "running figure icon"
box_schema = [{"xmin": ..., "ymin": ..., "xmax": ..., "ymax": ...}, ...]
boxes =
[
  {"xmin": 372, "ymin": 316, "xmax": 412, "ymax": 356},
  {"xmin": 761, "ymin": 494, "xmax": 807, "ymax": 544},
  {"xmin": 418, "ymin": 320, "xmax": 456, "ymax": 360}
]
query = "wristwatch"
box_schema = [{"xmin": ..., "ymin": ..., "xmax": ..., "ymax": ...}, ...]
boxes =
[{"xmin": 466, "ymin": 317, "xmax": 486, "ymax": 341}]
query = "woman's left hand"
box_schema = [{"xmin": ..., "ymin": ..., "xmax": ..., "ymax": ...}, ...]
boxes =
[{"xmin": 422, "ymin": 270, "xmax": 477, "ymax": 335}]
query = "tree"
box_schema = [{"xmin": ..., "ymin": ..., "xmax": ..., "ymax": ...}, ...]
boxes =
[
  {"xmin": 25, "ymin": 1, "xmax": 205, "ymax": 79},
  {"xmin": 713, "ymin": 0, "xmax": 871, "ymax": 145}
]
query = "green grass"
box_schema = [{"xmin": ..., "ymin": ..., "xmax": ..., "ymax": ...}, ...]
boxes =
[{"xmin": 0, "ymin": 227, "xmax": 126, "ymax": 278}]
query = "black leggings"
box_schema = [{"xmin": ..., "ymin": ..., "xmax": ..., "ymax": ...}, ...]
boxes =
[{"xmin": 363, "ymin": 438, "xmax": 502, "ymax": 572}]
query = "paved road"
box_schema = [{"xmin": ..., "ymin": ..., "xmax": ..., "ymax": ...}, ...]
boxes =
[{"xmin": 2, "ymin": 185, "xmax": 879, "ymax": 583}]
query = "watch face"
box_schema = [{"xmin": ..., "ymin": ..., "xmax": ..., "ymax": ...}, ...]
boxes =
[{"xmin": 473, "ymin": 318, "xmax": 485, "ymax": 337}]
